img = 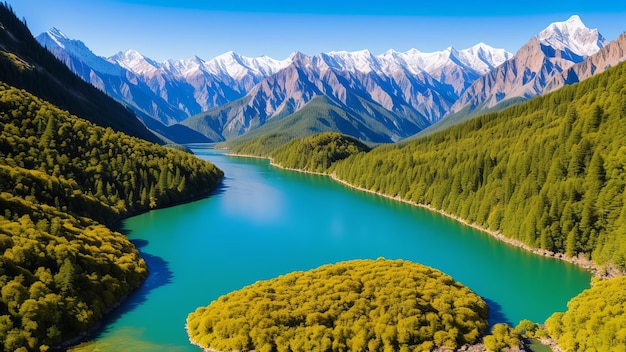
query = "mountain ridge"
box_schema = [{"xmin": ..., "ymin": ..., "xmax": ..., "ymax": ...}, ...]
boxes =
[
  {"xmin": 36, "ymin": 28, "xmax": 511, "ymax": 142},
  {"xmin": 35, "ymin": 15, "xmax": 625, "ymax": 145},
  {"xmin": 450, "ymin": 15, "xmax": 608, "ymax": 115}
]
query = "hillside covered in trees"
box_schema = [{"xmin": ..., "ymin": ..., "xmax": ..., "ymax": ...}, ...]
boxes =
[
  {"xmin": 0, "ymin": 82, "xmax": 223, "ymax": 351},
  {"xmin": 328, "ymin": 61, "xmax": 626, "ymax": 274},
  {"xmin": 238, "ymin": 61, "xmax": 626, "ymax": 275},
  {"xmin": 545, "ymin": 276, "xmax": 626, "ymax": 351},
  {"xmin": 187, "ymin": 258, "xmax": 489, "ymax": 352},
  {"xmin": 269, "ymin": 132, "xmax": 370, "ymax": 173}
]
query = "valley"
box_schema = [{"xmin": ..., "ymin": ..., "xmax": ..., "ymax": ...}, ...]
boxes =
[{"xmin": 1, "ymin": 2, "xmax": 625, "ymax": 351}]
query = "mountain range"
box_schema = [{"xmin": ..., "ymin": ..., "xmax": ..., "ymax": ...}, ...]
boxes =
[{"xmin": 36, "ymin": 15, "xmax": 625, "ymax": 144}]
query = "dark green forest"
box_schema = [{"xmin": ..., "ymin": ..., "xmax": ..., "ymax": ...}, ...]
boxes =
[
  {"xmin": 329, "ymin": 61, "xmax": 626, "ymax": 273},
  {"xmin": 187, "ymin": 258, "xmax": 488, "ymax": 352},
  {"xmin": 0, "ymin": 83, "xmax": 223, "ymax": 351}
]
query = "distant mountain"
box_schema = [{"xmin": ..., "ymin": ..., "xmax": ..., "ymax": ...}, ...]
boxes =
[
  {"xmin": 36, "ymin": 28, "xmax": 189, "ymax": 125},
  {"xmin": 36, "ymin": 15, "xmax": 621, "ymax": 145},
  {"xmin": 0, "ymin": 10, "xmax": 160, "ymax": 143},
  {"xmin": 181, "ymin": 46, "xmax": 511, "ymax": 143},
  {"xmin": 37, "ymin": 30, "xmax": 510, "ymax": 142},
  {"xmin": 451, "ymin": 15, "xmax": 608, "ymax": 115}
]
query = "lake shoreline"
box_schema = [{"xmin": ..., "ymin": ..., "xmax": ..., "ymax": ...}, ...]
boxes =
[{"xmin": 228, "ymin": 152, "xmax": 614, "ymax": 279}]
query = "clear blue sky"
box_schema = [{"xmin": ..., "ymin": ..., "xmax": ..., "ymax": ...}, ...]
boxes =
[{"xmin": 10, "ymin": 0, "xmax": 626, "ymax": 62}]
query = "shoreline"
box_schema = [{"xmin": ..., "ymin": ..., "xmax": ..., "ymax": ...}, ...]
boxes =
[{"xmin": 228, "ymin": 152, "xmax": 616, "ymax": 279}]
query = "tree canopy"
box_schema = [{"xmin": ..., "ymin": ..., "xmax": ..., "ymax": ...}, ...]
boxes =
[
  {"xmin": 0, "ymin": 81, "xmax": 223, "ymax": 351},
  {"xmin": 270, "ymin": 132, "xmax": 370, "ymax": 173},
  {"xmin": 545, "ymin": 276, "xmax": 626, "ymax": 352},
  {"xmin": 187, "ymin": 258, "xmax": 489, "ymax": 352}
]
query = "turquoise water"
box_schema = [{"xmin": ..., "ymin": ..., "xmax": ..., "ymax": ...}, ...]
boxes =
[{"xmin": 72, "ymin": 147, "xmax": 591, "ymax": 351}]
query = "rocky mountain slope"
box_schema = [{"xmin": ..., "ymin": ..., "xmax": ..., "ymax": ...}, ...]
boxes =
[
  {"xmin": 451, "ymin": 15, "xmax": 608, "ymax": 115},
  {"xmin": 37, "ymin": 29, "xmax": 510, "ymax": 142}
]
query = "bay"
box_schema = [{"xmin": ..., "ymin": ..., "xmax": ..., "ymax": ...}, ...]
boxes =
[{"xmin": 71, "ymin": 147, "xmax": 591, "ymax": 351}]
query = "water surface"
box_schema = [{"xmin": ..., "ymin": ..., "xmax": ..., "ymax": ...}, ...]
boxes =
[{"xmin": 72, "ymin": 147, "xmax": 591, "ymax": 351}]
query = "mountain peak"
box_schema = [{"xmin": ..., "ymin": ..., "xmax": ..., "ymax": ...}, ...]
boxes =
[
  {"xmin": 47, "ymin": 27, "xmax": 68, "ymax": 39},
  {"xmin": 537, "ymin": 15, "xmax": 607, "ymax": 57},
  {"xmin": 565, "ymin": 14, "xmax": 584, "ymax": 26}
]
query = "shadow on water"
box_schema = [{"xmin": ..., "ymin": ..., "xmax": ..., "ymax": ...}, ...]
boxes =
[
  {"xmin": 483, "ymin": 296, "xmax": 512, "ymax": 327},
  {"xmin": 209, "ymin": 178, "xmax": 229, "ymax": 197},
  {"xmin": 82, "ymin": 238, "xmax": 174, "ymax": 340}
]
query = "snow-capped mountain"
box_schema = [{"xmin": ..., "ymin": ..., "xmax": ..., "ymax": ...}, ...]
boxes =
[
  {"xmin": 536, "ymin": 15, "xmax": 606, "ymax": 57},
  {"xmin": 545, "ymin": 32, "xmax": 626, "ymax": 93},
  {"xmin": 107, "ymin": 49, "xmax": 291, "ymax": 115},
  {"xmin": 37, "ymin": 27, "xmax": 510, "ymax": 139},
  {"xmin": 451, "ymin": 15, "xmax": 608, "ymax": 115},
  {"xmin": 37, "ymin": 15, "xmax": 620, "ymax": 144},
  {"xmin": 37, "ymin": 27, "xmax": 122, "ymax": 76},
  {"xmin": 179, "ymin": 45, "xmax": 513, "ymax": 142},
  {"xmin": 36, "ymin": 29, "xmax": 189, "ymax": 125}
]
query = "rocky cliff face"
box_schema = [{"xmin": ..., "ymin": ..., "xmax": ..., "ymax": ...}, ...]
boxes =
[
  {"xmin": 451, "ymin": 15, "xmax": 608, "ymax": 114},
  {"xmin": 546, "ymin": 32, "xmax": 626, "ymax": 93}
]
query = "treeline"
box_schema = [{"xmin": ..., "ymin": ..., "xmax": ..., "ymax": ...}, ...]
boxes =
[
  {"xmin": 270, "ymin": 132, "xmax": 370, "ymax": 172},
  {"xmin": 242, "ymin": 61, "xmax": 626, "ymax": 273},
  {"xmin": 0, "ymin": 82, "xmax": 223, "ymax": 351},
  {"xmin": 329, "ymin": 61, "xmax": 626, "ymax": 272},
  {"xmin": 545, "ymin": 276, "xmax": 626, "ymax": 351},
  {"xmin": 187, "ymin": 258, "xmax": 488, "ymax": 352}
]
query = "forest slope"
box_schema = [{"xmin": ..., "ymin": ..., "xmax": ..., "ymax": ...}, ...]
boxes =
[
  {"xmin": 0, "ymin": 82, "xmax": 223, "ymax": 351},
  {"xmin": 330, "ymin": 61, "xmax": 626, "ymax": 273},
  {"xmin": 235, "ymin": 61, "xmax": 626, "ymax": 274},
  {"xmin": 545, "ymin": 276, "xmax": 626, "ymax": 351}
]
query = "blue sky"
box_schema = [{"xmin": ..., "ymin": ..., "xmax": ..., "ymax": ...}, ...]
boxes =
[{"xmin": 11, "ymin": 0, "xmax": 626, "ymax": 62}]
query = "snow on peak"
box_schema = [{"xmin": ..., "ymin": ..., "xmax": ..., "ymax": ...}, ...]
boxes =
[
  {"xmin": 109, "ymin": 49, "xmax": 160, "ymax": 75},
  {"xmin": 204, "ymin": 51, "xmax": 290, "ymax": 80},
  {"xmin": 323, "ymin": 49, "xmax": 379, "ymax": 73},
  {"xmin": 36, "ymin": 28, "xmax": 121, "ymax": 76},
  {"xmin": 45, "ymin": 27, "xmax": 70, "ymax": 48},
  {"xmin": 456, "ymin": 43, "xmax": 513, "ymax": 73},
  {"xmin": 536, "ymin": 15, "xmax": 607, "ymax": 57}
]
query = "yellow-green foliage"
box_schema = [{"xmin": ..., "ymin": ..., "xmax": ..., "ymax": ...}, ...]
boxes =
[
  {"xmin": 330, "ymin": 61, "xmax": 626, "ymax": 271},
  {"xmin": 229, "ymin": 132, "xmax": 294, "ymax": 157},
  {"xmin": 0, "ymin": 83, "xmax": 223, "ymax": 220},
  {"xmin": 271, "ymin": 132, "xmax": 370, "ymax": 172},
  {"xmin": 187, "ymin": 258, "xmax": 488, "ymax": 352},
  {"xmin": 0, "ymin": 82, "xmax": 223, "ymax": 351},
  {"xmin": 482, "ymin": 323, "xmax": 521, "ymax": 352},
  {"xmin": 545, "ymin": 276, "xmax": 626, "ymax": 352}
]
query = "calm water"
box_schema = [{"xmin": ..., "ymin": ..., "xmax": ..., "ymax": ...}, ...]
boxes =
[{"xmin": 72, "ymin": 147, "xmax": 591, "ymax": 351}]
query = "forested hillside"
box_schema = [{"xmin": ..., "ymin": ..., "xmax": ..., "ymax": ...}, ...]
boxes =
[
  {"xmin": 269, "ymin": 132, "xmax": 370, "ymax": 173},
  {"xmin": 545, "ymin": 276, "xmax": 626, "ymax": 351},
  {"xmin": 235, "ymin": 61, "xmax": 626, "ymax": 274},
  {"xmin": 329, "ymin": 61, "xmax": 626, "ymax": 274},
  {"xmin": 0, "ymin": 83, "xmax": 223, "ymax": 351},
  {"xmin": 187, "ymin": 259, "xmax": 489, "ymax": 352},
  {"xmin": 0, "ymin": 3, "xmax": 161, "ymax": 143}
]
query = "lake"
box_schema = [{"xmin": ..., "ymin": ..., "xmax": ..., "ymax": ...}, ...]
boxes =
[{"xmin": 71, "ymin": 147, "xmax": 591, "ymax": 351}]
